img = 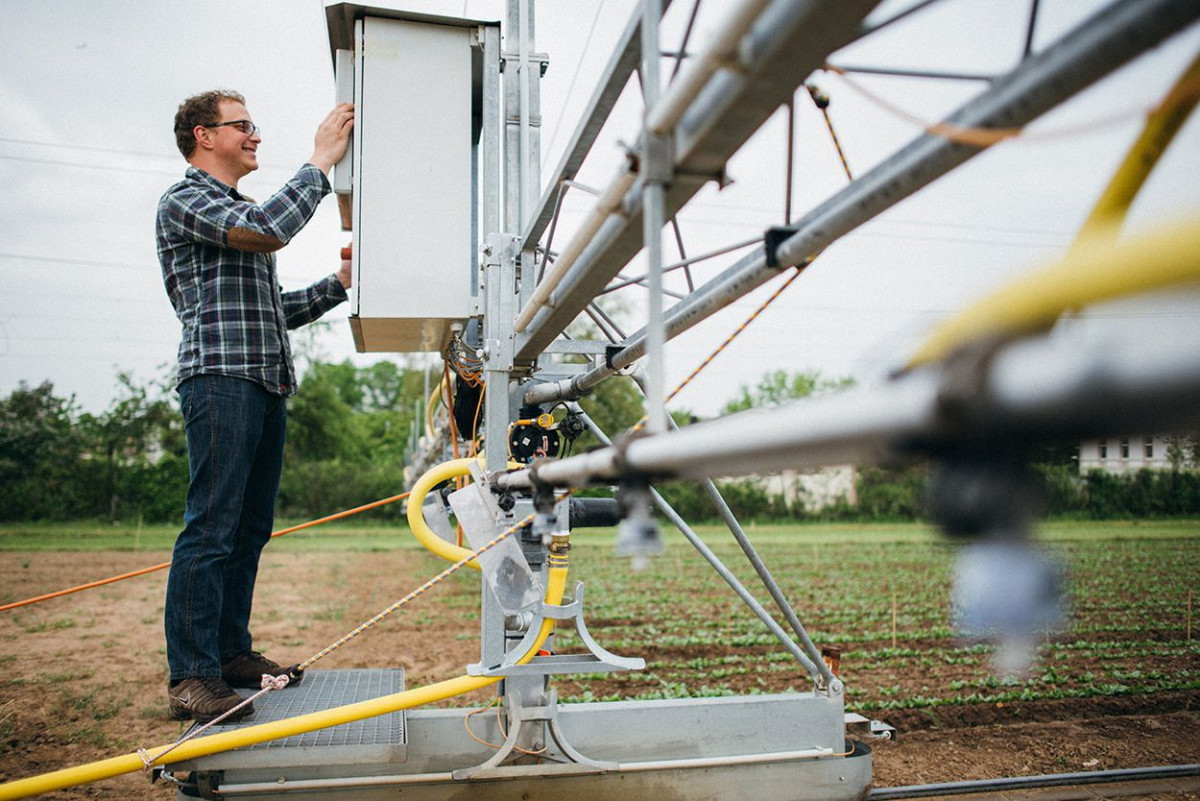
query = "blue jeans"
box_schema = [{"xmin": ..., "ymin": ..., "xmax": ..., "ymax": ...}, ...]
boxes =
[{"xmin": 165, "ymin": 375, "xmax": 287, "ymax": 681}]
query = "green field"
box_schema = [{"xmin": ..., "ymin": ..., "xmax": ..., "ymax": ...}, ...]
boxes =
[
  {"xmin": 3, "ymin": 518, "xmax": 1197, "ymax": 714},
  {"xmin": 1, "ymin": 517, "xmax": 1197, "ymax": 551}
]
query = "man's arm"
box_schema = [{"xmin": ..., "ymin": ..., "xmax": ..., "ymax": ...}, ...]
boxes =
[
  {"xmin": 162, "ymin": 104, "xmax": 354, "ymax": 253},
  {"xmin": 281, "ymin": 274, "xmax": 348, "ymax": 330},
  {"xmin": 160, "ymin": 166, "xmax": 329, "ymax": 253}
]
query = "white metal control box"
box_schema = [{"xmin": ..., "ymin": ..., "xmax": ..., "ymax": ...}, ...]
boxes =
[{"xmin": 327, "ymin": 5, "xmax": 491, "ymax": 353}]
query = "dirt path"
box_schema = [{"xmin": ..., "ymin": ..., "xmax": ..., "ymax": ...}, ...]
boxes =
[{"xmin": 1, "ymin": 551, "xmax": 1197, "ymax": 800}]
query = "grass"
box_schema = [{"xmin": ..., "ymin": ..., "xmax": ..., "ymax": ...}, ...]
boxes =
[
  {"xmin": 1, "ymin": 518, "xmax": 1197, "ymax": 554},
  {"xmin": 0, "ymin": 521, "xmax": 427, "ymax": 553}
]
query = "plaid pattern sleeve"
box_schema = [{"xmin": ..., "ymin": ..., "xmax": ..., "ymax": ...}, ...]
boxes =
[
  {"xmin": 156, "ymin": 165, "xmax": 346, "ymax": 396},
  {"xmin": 282, "ymin": 275, "xmax": 348, "ymax": 330}
]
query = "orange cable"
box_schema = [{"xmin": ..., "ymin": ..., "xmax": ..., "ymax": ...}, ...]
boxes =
[
  {"xmin": 823, "ymin": 65, "xmax": 1200, "ymax": 148},
  {"xmin": 0, "ymin": 491, "xmax": 410, "ymax": 613},
  {"xmin": 630, "ymin": 266, "xmax": 805, "ymax": 432},
  {"xmin": 819, "ymin": 107, "xmax": 854, "ymax": 182}
]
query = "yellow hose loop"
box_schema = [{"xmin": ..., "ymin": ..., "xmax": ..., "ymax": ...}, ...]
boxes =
[
  {"xmin": 906, "ymin": 215, "xmax": 1200, "ymax": 370},
  {"xmin": 406, "ymin": 457, "xmax": 483, "ymax": 569},
  {"xmin": 406, "ymin": 457, "xmax": 526, "ymax": 569},
  {"xmin": 0, "ymin": 564, "xmax": 569, "ymax": 801}
]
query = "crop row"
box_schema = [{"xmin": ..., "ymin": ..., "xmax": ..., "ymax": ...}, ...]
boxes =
[{"xmin": 549, "ymin": 529, "xmax": 1199, "ymax": 711}]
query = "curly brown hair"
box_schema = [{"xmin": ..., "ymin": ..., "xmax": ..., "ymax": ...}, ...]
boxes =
[{"xmin": 173, "ymin": 90, "xmax": 246, "ymax": 158}]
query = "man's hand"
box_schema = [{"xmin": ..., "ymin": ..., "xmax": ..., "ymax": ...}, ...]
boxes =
[
  {"xmin": 337, "ymin": 256, "xmax": 352, "ymax": 290},
  {"xmin": 309, "ymin": 103, "xmax": 355, "ymax": 176}
]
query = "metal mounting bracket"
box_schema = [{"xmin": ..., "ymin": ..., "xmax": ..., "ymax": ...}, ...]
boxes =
[
  {"xmin": 452, "ymin": 689, "xmax": 616, "ymax": 780},
  {"xmin": 467, "ymin": 582, "xmax": 644, "ymax": 676}
]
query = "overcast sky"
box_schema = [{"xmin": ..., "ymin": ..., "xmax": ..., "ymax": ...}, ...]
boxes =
[{"xmin": 1, "ymin": 0, "xmax": 1198, "ymax": 418}]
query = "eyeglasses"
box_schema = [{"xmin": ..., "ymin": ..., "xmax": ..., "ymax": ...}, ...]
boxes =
[{"xmin": 204, "ymin": 119, "xmax": 260, "ymax": 137}]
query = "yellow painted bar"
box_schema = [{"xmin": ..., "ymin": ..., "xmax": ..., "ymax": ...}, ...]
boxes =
[{"xmin": 0, "ymin": 566, "xmax": 568, "ymax": 800}]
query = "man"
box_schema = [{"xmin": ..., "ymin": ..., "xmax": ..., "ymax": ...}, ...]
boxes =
[{"xmin": 156, "ymin": 90, "xmax": 354, "ymax": 723}]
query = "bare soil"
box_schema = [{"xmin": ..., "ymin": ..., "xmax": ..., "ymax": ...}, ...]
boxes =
[{"xmin": 1, "ymin": 550, "xmax": 1198, "ymax": 800}]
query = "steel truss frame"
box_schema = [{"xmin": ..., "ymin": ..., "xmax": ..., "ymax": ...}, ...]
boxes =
[{"xmin": 518, "ymin": 0, "xmax": 1199, "ymax": 407}]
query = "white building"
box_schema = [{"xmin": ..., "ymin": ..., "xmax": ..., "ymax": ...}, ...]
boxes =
[
  {"xmin": 761, "ymin": 465, "xmax": 858, "ymax": 512},
  {"xmin": 1078, "ymin": 435, "xmax": 1172, "ymax": 475}
]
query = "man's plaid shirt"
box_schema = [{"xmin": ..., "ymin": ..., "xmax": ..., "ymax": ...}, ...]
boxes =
[{"xmin": 156, "ymin": 164, "xmax": 346, "ymax": 396}]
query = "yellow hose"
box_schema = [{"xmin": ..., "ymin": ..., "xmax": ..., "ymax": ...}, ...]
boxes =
[
  {"xmin": 906, "ymin": 215, "xmax": 1200, "ymax": 369},
  {"xmin": 0, "ymin": 566, "xmax": 569, "ymax": 800},
  {"xmin": 908, "ymin": 53, "xmax": 1200, "ymax": 371},
  {"xmin": 406, "ymin": 457, "xmax": 525, "ymax": 568},
  {"xmin": 406, "ymin": 457, "xmax": 484, "ymax": 569},
  {"xmin": 1073, "ymin": 50, "xmax": 1200, "ymax": 248},
  {"xmin": 907, "ymin": 214, "xmax": 1200, "ymax": 366}
]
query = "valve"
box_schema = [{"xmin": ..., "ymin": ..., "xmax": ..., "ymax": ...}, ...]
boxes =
[
  {"xmin": 508, "ymin": 405, "xmax": 563, "ymax": 463},
  {"xmin": 559, "ymin": 411, "xmax": 586, "ymax": 442}
]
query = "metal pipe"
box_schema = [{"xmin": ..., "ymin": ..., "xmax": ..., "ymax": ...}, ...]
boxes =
[
  {"xmin": 515, "ymin": 0, "xmax": 879, "ymax": 360},
  {"xmin": 826, "ymin": 63, "xmax": 995, "ymax": 82},
  {"xmin": 868, "ymin": 764, "xmax": 1200, "ymax": 800},
  {"xmin": 215, "ymin": 746, "xmax": 839, "ymax": 795},
  {"xmin": 624, "ymin": 370, "xmax": 833, "ymax": 683},
  {"xmin": 518, "ymin": 0, "xmax": 531, "ymax": 228},
  {"xmin": 514, "ymin": 162, "xmax": 637, "ymax": 332},
  {"xmin": 1023, "ymin": 0, "xmax": 1041, "ymax": 60},
  {"xmin": 646, "ymin": 0, "xmax": 774, "ymax": 136},
  {"xmin": 599, "ymin": 234, "xmax": 758, "ymax": 295},
  {"xmin": 650, "ymin": 485, "xmax": 822, "ymax": 678},
  {"xmin": 497, "ymin": 316, "xmax": 1200, "ymax": 490},
  {"xmin": 521, "ymin": 0, "xmax": 679, "ymax": 251},
  {"xmin": 701, "ymin": 476, "xmax": 832, "ymax": 679},
  {"xmin": 773, "ymin": 0, "xmax": 1196, "ymax": 268},
  {"xmin": 619, "ymin": 746, "xmax": 835, "ymax": 772},
  {"xmin": 571, "ymin": 404, "xmax": 824, "ymax": 681},
  {"xmin": 535, "ymin": 0, "xmax": 1195, "ymax": 403},
  {"xmin": 640, "ymin": 0, "xmax": 668, "ymax": 434}
]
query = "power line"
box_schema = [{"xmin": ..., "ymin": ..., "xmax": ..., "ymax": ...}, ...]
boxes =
[
  {"xmin": 0, "ymin": 252, "xmax": 327, "ymax": 288},
  {"xmin": 684, "ymin": 200, "xmax": 1077, "ymax": 237},
  {"xmin": 540, "ymin": 0, "xmax": 606, "ymax": 169},
  {"xmin": 664, "ymin": 213, "xmax": 1071, "ymax": 249},
  {"xmin": 0, "ymin": 150, "xmax": 296, "ymax": 179},
  {"xmin": 0, "ymin": 153, "xmax": 185, "ymax": 177},
  {"xmin": 0, "ymin": 251, "xmax": 157, "ymax": 271},
  {"xmin": 1, "ymin": 311, "xmax": 176, "ymax": 325},
  {"xmin": 0, "ymin": 135, "xmax": 181, "ymax": 161}
]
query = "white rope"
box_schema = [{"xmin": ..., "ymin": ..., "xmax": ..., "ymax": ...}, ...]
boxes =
[{"xmin": 140, "ymin": 673, "xmax": 291, "ymax": 771}]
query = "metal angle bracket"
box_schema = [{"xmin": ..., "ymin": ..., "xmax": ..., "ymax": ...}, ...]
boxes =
[
  {"xmin": 467, "ymin": 581, "xmax": 645, "ymax": 677},
  {"xmin": 845, "ymin": 712, "xmax": 896, "ymax": 741},
  {"xmin": 499, "ymin": 50, "xmax": 550, "ymax": 77},
  {"xmin": 452, "ymin": 689, "xmax": 616, "ymax": 779}
]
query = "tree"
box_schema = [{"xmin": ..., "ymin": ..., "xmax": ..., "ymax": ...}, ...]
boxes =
[
  {"xmin": 721, "ymin": 368, "xmax": 854, "ymax": 414},
  {"xmin": 78, "ymin": 372, "xmax": 183, "ymax": 521},
  {"xmin": 0, "ymin": 382, "xmax": 87, "ymax": 520},
  {"xmin": 286, "ymin": 375, "xmax": 368, "ymax": 463},
  {"xmin": 1165, "ymin": 434, "xmax": 1199, "ymax": 472},
  {"xmin": 571, "ymin": 374, "xmax": 645, "ymax": 449}
]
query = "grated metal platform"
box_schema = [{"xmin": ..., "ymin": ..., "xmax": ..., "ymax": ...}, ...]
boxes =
[{"xmin": 187, "ymin": 669, "xmax": 406, "ymax": 769}]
